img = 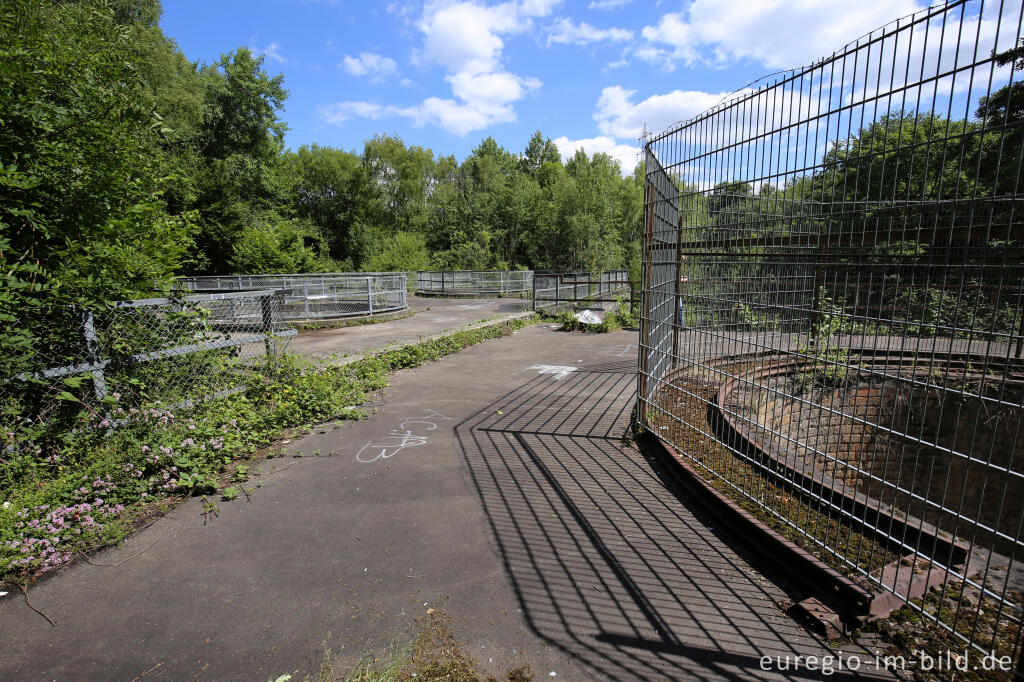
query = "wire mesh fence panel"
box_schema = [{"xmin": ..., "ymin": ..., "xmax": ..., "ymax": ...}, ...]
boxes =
[
  {"xmin": 639, "ymin": 0, "xmax": 1024, "ymax": 671},
  {"xmin": 2, "ymin": 292, "xmax": 295, "ymax": 445},
  {"xmin": 532, "ymin": 271, "xmax": 631, "ymax": 311},
  {"xmin": 2, "ymin": 305, "xmax": 97, "ymax": 444},
  {"xmin": 175, "ymin": 273, "xmax": 407, "ymax": 320},
  {"xmin": 416, "ymin": 270, "xmax": 533, "ymax": 294}
]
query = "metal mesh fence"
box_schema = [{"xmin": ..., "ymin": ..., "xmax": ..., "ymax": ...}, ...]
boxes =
[
  {"xmin": 532, "ymin": 270, "xmax": 631, "ymax": 311},
  {"xmin": 176, "ymin": 273, "xmax": 408, "ymax": 320},
  {"xmin": 2, "ymin": 291, "xmax": 295, "ymax": 441},
  {"xmin": 416, "ymin": 270, "xmax": 533, "ymax": 294},
  {"xmin": 639, "ymin": 0, "xmax": 1024, "ymax": 670}
]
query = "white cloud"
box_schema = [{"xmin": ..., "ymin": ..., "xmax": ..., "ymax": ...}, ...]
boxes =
[
  {"xmin": 588, "ymin": 0, "xmax": 631, "ymax": 9},
  {"xmin": 518, "ymin": 0, "xmax": 561, "ymax": 17},
  {"xmin": 552, "ymin": 135, "xmax": 638, "ymax": 173},
  {"xmin": 419, "ymin": 1, "xmax": 528, "ymax": 74},
  {"xmin": 319, "ymin": 97, "xmax": 515, "ymax": 136},
  {"xmin": 342, "ymin": 52, "xmax": 398, "ymax": 80},
  {"xmin": 317, "ymin": 101, "xmax": 387, "ymax": 124},
  {"xmin": 318, "ymin": 68, "xmax": 541, "ymax": 136},
  {"xmin": 595, "ymin": 85, "xmax": 728, "ymax": 140},
  {"xmin": 447, "ymin": 70, "xmax": 540, "ymax": 107},
  {"xmin": 252, "ymin": 42, "xmax": 286, "ymax": 64},
  {"xmin": 385, "ymin": 1, "xmax": 417, "ymax": 24},
  {"xmin": 322, "ymin": 1, "xmax": 554, "ymax": 135},
  {"xmin": 547, "ymin": 18, "xmax": 632, "ymax": 46},
  {"xmin": 404, "ymin": 97, "xmax": 508, "ymax": 133},
  {"xmin": 639, "ymin": 0, "xmax": 926, "ymax": 71}
]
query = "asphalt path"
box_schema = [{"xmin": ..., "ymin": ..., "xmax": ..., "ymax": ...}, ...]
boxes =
[
  {"xmin": 289, "ymin": 295, "xmax": 530, "ymax": 361},
  {"xmin": 0, "ymin": 324, "xmax": 881, "ymax": 681}
]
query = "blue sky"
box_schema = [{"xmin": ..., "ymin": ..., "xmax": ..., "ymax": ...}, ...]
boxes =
[{"xmin": 160, "ymin": 0, "xmax": 1008, "ymax": 171}]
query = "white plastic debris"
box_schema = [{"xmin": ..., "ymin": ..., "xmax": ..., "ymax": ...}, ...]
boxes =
[{"xmin": 573, "ymin": 309, "xmax": 603, "ymax": 324}]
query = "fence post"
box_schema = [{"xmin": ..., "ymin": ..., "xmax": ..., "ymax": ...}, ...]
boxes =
[
  {"xmin": 672, "ymin": 217, "xmax": 684, "ymax": 366},
  {"xmin": 261, "ymin": 295, "xmax": 276, "ymax": 357},
  {"xmin": 367, "ymin": 277, "xmax": 374, "ymax": 314},
  {"xmin": 237, "ymin": 275, "xmax": 243, "ymax": 290},
  {"xmin": 303, "ymin": 282, "xmax": 310, "ymax": 316},
  {"xmin": 81, "ymin": 308, "xmax": 108, "ymax": 402},
  {"xmin": 531, "ymin": 275, "xmax": 537, "ymax": 311}
]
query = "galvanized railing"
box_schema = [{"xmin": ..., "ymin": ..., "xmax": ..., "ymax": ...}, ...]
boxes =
[
  {"xmin": 176, "ymin": 273, "xmax": 408, "ymax": 320},
  {"xmin": 532, "ymin": 270, "xmax": 631, "ymax": 311},
  {"xmin": 639, "ymin": 0, "xmax": 1024, "ymax": 672},
  {"xmin": 416, "ymin": 270, "xmax": 532, "ymax": 295}
]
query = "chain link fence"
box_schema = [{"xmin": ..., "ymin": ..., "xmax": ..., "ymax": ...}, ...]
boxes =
[
  {"xmin": 639, "ymin": 0, "xmax": 1024, "ymax": 672},
  {"xmin": 531, "ymin": 270, "xmax": 631, "ymax": 312},
  {"xmin": 176, "ymin": 273, "xmax": 408, "ymax": 320},
  {"xmin": 2, "ymin": 291, "xmax": 296, "ymax": 442},
  {"xmin": 416, "ymin": 270, "xmax": 532, "ymax": 295}
]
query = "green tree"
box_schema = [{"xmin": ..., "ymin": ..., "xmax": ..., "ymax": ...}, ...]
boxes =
[
  {"xmin": 520, "ymin": 131, "xmax": 561, "ymax": 176},
  {"xmin": 280, "ymin": 144, "xmax": 378, "ymax": 268},
  {"xmin": 0, "ymin": 0, "xmax": 194, "ymax": 307},
  {"xmin": 362, "ymin": 134, "xmax": 436, "ymax": 234},
  {"xmin": 363, "ymin": 232, "xmax": 432, "ymax": 272},
  {"xmin": 190, "ymin": 47, "xmax": 290, "ymax": 272},
  {"xmin": 230, "ymin": 215, "xmax": 333, "ymax": 274},
  {"xmin": 975, "ymin": 36, "xmax": 1024, "ymax": 197},
  {"xmin": 820, "ymin": 112, "xmax": 981, "ymax": 205}
]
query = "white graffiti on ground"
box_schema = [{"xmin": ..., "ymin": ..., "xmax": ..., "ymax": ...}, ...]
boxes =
[
  {"xmin": 428, "ymin": 316, "xmax": 465, "ymax": 323},
  {"xmin": 355, "ymin": 409, "xmax": 453, "ymax": 463},
  {"xmin": 528, "ymin": 365, "xmax": 578, "ymax": 380},
  {"xmin": 457, "ymin": 304, "xmax": 487, "ymax": 309}
]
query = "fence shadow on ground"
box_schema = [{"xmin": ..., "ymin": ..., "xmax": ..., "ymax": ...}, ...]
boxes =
[{"xmin": 455, "ymin": 359, "xmax": 881, "ymax": 681}]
